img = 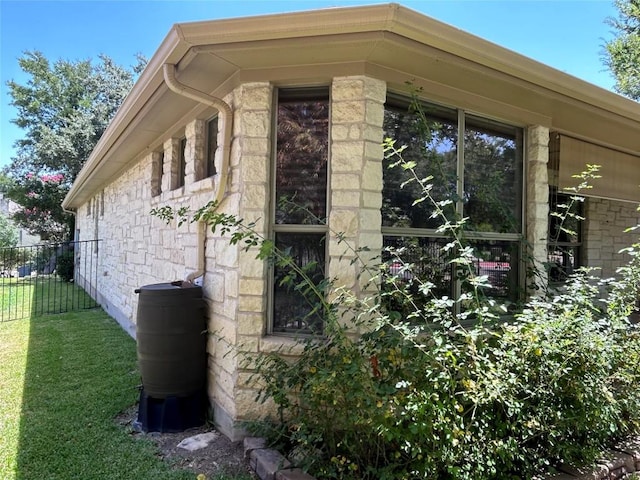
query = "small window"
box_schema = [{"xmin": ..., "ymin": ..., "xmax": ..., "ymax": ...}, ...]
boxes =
[
  {"xmin": 548, "ymin": 188, "xmax": 582, "ymax": 282},
  {"xmin": 177, "ymin": 137, "xmax": 186, "ymax": 189},
  {"xmin": 151, "ymin": 151, "xmax": 164, "ymax": 197},
  {"xmin": 206, "ymin": 117, "xmax": 218, "ymax": 177}
]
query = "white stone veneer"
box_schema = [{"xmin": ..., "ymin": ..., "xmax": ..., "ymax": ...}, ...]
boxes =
[
  {"xmin": 584, "ymin": 198, "xmax": 640, "ymax": 279},
  {"xmin": 76, "ymin": 76, "xmax": 627, "ymax": 441}
]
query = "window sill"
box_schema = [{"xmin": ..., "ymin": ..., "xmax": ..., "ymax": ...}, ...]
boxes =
[
  {"xmin": 150, "ymin": 176, "xmax": 218, "ymax": 206},
  {"xmin": 260, "ymin": 335, "xmax": 310, "ymax": 355}
]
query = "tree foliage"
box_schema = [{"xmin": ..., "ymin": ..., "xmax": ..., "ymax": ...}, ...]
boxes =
[
  {"xmin": 604, "ymin": 0, "xmax": 640, "ymax": 100},
  {"xmin": 0, "ymin": 213, "xmax": 18, "ymax": 249},
  {"xmin": 3, "ymin": 51, "xmax": 145, "ymax": 240}
]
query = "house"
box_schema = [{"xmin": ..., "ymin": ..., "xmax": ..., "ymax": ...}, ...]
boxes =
[
  {"xmin": 0, "ymin": 193, "xmax": 41, "ymax": 247},
  {"xmin": 62, "ymin": 3, "xmax": 640, "ymax": 440}
]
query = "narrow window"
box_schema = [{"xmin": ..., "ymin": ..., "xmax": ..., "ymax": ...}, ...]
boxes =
[
  {"xmin": 152, "ymin": 151, "xmax": 164, "ymax": 197},
  {"xmin": 177, "ymin": 137, "xmax": 186, "ymax": 189},
  {"xmin": 271, "ymin": 87, "xmax": 329, "ymax": 335},
  {"xmin": 548, "ymin": 188, "xmax": 583, "ymax": 283},
  {"xmin": 206, "ymin": 117, "xmax": 218, "ymax": 177}
]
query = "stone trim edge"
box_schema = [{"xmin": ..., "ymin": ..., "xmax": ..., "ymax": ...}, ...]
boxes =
[{"xmin": 244, "ymin": 436, "xmax": 640, "ymax": 480}]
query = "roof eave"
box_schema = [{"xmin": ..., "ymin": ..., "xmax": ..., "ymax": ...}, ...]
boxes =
[{"xmin": 63, "ymin": 3, "xmax": 640, "ymax": 211}]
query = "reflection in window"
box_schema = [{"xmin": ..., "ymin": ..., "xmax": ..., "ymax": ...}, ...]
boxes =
[
  {"xmin": 468, "ymin": 240, "xmax": 520, "ymax": 299},
  {"xmin": 174, "ymin": 137, "xmax": 186, "ymax": 190},
  {"xmin": 271, "ymin": 88, "xmax": 329, "ymax": 334},
  {"xmin": 206, "ymin": 117, "xmax": 218, "ymax": 178},
  {"xmin": 275, "ymin": 90, "xmax": 329, "ymax": 225},
  {"xmin": 382, "ymin": 95, "xmax": 523, "ymax": 303},
  {"xmin": 383, "ymin": 237, "xmax": 519, "ymax": 303},
  {"xmin": 273, "ymin": 233, "xmax": 326, "ymax": 334},
  {"xmin": 464, "ymin": 116, "xmax": 522, "ymax": 233},
  {"xmin": 383, "ymin": 102, "xmax": 458, "ymax": 229},
  {"xmin": 548, "ymin": 189, "xmax": 582, "ymax": 282}
]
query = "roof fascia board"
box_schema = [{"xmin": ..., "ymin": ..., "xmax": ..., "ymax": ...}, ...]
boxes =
[
  {"xmin": 174, "ymin": 3, "xmax": 400, "ymax": 45},
  {"xmin": 65, "ymin": 3, "xmax": 640, "ymax": 209},
  {"xmin": 369, "ymin": 64, "xmax": 552, "ymax": 127},
  {"xmin": 387, "ymin": 7, "xmax": 640, "ymax": 123},
  {"xmin": 178, "ymin": 3, "xmax": 639, "ymax": 123}
]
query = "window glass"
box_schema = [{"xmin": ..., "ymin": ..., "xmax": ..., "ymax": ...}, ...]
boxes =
[
  {"xmin": 467, "ymin": 239, "xmax": 520, "ymax": 300},
  {"xmin": 383, "ymin": 102, "xmax": 458, "ymax": 229},
  {"xmin": 207, "ymin": 117, "xmax": 218, "ymax": 177},
  {"xmin": 176, "ymin": 137, "xmax": 186, "ymax": 189},
  {"xmin": 464, "ymin": 115, "xmax": 522, "ymax": 233},
  {"xmin": 548, "ymin": 189, "xmax": 582, "ymax": 282},
  {"xmin": 382, "ymin": 96, "xmax": 523, "ymax": 303},
  {"xmin": 273, "ymin": 232, "xmax": 326, "ymax": 334},
  {"xmin": 383, "ymin": 236, "xmax": 452, "ymax": 298},
  {"xmin": 272, "ymin": 88, "xmax": 329, "ymax": 335},
  {"xmin": 275, "ymin": 90, "xmax": 329, "ymax": 225}
]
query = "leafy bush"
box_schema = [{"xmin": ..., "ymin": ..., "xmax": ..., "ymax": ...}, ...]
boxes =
[
  {"xmin": 240, "ymin": 273, "xmax": 640, "ymax": 479},
  {"xmin": 57, "ymin": 249, "xmax": 75, "ymax": 282}
]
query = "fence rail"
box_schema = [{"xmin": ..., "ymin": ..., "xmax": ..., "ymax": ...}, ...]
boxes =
[{"xmin": 0, "ymin": 240, "xmax": 101, "ymax": 322}]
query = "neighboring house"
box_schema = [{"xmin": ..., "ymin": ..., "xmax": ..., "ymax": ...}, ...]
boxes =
[
  {"xmin": 0, "ymin": 193, "xmax": 41, "ymax": 247},
  {"xmin": 62, "ymin": 4, "xmax": 640, "ymax": 440}
]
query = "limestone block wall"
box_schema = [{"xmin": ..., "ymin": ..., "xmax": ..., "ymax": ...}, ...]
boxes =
[
  {"xmin": 224, "ymin": 76, "xmax": 389, "ymax": 438},
  {"xmin": 209, "ymin": 82, "xmax": 273, "ymax": 439},
  {"xmin": 74, "ymin": 74, "xmax": 565, "ymax": 442},
  {"xmin": 75, "ymin": 87, "xmax": 239, "ymax": 433},
  {"xmin": 527, "ymin": 125, "xmax": 550, "ymax": 292},
  {"xmin": 584, "ymin": 198, "xmax": 640, "ymax": 278},
  {"xmin": 328, "ymin": 76, "xmax": 386, "ymax": 316}
]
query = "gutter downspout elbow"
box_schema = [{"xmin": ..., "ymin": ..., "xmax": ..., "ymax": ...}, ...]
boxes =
[{"xmin": 162, "ymin": 63, "xmax": 234, "ymax": 283}]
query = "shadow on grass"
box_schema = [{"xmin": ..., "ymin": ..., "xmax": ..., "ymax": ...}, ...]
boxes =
[{"xmin": 14, "ymin": 309, "xmax": 194, "ymax": 480}]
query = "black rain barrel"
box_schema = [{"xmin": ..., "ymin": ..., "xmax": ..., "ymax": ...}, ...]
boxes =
[{"xmin": 135, "ymin": 281, "xmax": 207, "ymax": 399}]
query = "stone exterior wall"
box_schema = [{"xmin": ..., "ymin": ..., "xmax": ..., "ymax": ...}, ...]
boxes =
[
  {"xmin": 584, "ymin": 198, "xmax": 640, "ymax": 279},
  {"xmin": 527, "ymin": 126, "xmax": 550, "ymax": 292},
  {"xmin": 328, "ymin": 76, "xmax": 386, "ymax": 318},
  {"xmin": 74, "ymin": 74, "xmax": 567, "ymax": 441}
]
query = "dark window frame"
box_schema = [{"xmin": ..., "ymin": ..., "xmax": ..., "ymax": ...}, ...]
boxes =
[
  {"xmin": 176, "ymin": 137, "xmax": 186, "ymax": 189},
  {"xmin": 269, "ymin": 86, "xmax": 330, "ymax": 336},
  {"xmin": 382, "ymin": 94, "xmax": 525, "ymax": 304},
  {"xmin": 547, "ymin": 187, "xmax": 583, "ymax": 283}
]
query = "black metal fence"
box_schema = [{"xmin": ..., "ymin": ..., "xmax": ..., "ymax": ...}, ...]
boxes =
[{"xmin": 0, "ymin": 240, "xmax": 101, "ymax": 322}]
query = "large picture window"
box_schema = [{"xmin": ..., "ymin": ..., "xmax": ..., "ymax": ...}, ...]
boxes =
[
  {"xmin": 382, "ymin": 95, "xmax": 524, "ymax": 302},
  {"xmin": 271, "ymin": 87, "xmax": 329, "ymax": 334}
]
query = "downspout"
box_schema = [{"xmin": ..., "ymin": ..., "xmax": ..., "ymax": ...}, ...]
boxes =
[{"xmin": 162, "ymin": 63, "xmax": 233, "ymax": 283}]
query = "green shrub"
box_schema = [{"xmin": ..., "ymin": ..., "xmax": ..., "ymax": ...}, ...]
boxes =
[{"xmin": 56, "ymin": 250, "xmax": 75, "ymax": 282}]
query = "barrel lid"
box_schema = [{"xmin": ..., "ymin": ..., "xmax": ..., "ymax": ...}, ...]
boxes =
[{"xmin": 135, "ymin": 281, "xmax": 202, "ymax": 295}]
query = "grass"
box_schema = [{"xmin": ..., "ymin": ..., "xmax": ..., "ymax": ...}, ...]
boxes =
[
  {"xmin": 0, "ymin": 308, "xmax": 248, "ymax": 480},
  {"xmin": 0, "ymin": 276, "xmax": 98, "ymax": 321}
]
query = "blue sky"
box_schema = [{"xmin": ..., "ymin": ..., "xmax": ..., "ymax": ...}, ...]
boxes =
[{"xmin": 0, "ymin": 0, "xmax": 621, "ymax": 168}]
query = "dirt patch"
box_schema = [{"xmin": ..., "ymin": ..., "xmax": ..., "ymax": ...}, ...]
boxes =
[{"xmin": 116, "ymin": 405, "xmax": 257, "ymax": 479}]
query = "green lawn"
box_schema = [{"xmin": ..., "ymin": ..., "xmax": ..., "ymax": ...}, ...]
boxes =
[
  {"xmin": 0, "ymin": 276, "xmax": 98, "ymax": 321},
  {"xmin": 0, "ymin": 309, "xmax": 242, "ymax": 480}
]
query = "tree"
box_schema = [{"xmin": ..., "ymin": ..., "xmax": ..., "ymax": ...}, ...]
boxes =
[
  {"xmin": 603, "ymin": 0, "xmax": 640, "ymax": 100},
  {"xmin": 3, "ymin": 51, "xmax": 146, "ymax": 240}
]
